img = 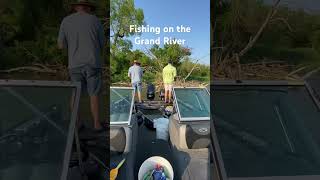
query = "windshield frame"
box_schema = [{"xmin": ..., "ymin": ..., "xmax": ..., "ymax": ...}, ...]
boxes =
[
  {"xmin": 210, "ymin": 80, "xmax": 320, "ymax": 180},
  {"xmin": 110, "ymin": 87, "xmax": 135, "ymax": 126},
  {"xmin": 173, "ymin": 86, "xmax": 211, "ymax": 121},
  {"xmin": 0, "ymin": 80, "xmax": 81, "ymax": 180}
]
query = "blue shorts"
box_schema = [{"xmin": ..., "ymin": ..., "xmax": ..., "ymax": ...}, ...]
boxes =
[
  {"xmin": 69, "ymin": 65, "xmax": 102, "ymax": 96},
  {"xmin": 132, "ymin": 82, "xmax": 142, "ymax": 92}
]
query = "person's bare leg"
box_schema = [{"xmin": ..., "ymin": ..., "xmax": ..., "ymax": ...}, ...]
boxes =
[
  {"xmin": 168, "ymin": 90, "xmax": 172, "ymax": 103},
  {"xmin": 168, "ymin": 85, "xmax": 173, "ymax": 103},
  {"xmin": 135, "ymin": 92, "xmax": 139, "ymax": 102},
  {"xmin": 164, "ymin": 90, "xmax": 167, "ymax": 103},
  {"xmin": 138, "ymin": 91, "xmax": 142, "ymax": 103},
  {"xmin": 90, "ymin": 95, "xmax": 102, "ymax": 129}
]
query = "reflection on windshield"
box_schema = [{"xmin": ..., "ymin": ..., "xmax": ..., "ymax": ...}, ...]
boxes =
[
  {"xmin": 110, "ymin": 88, "xmax": 134, "ymax": 123},
  {"xmin": 0, "ymin": 86, "xmax": 75, "ymax": 180},
  {"xmin": 213, "ymin": 86, "xmax": 320, "ymax": 177},
  {"xmin": 175, "ymin": 88, "xmax": 210, "ymax": 119}
]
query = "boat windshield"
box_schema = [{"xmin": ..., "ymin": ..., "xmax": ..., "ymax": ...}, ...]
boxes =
[
  {"xmin": 0, "ymin": 82, "xmax": 78, "ymax": 180},
  {"xmin": 212, "ymin": 85, "xmax": 320, "ymax": 178},
  {"xmin": 174, "ymin": 88, "xmax": 210, "ymax": 121},
  {"xmin": 110, "ymin": 87, "xmax": 134, "ymax": 124}
]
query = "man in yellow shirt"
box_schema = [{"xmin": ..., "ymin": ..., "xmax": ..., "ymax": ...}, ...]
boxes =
[{"xmin": 162, "ymin": 60, "xmax": 177, "ymax": 103}]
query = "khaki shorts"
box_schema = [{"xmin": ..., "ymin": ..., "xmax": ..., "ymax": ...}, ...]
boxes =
[
  {"xmin": 132, "ymin": 81, "xmax": 142, "ymax": 92},
  {"xmin": 164, "ymin": 84, "xmax": 173, "ymax": 92},
  {"xmin": 69, "ymin": 65, "xmax": 102, "ymax": 96}
]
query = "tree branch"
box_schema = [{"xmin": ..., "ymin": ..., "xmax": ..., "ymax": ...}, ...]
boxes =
[
  {"xmin": 238, "ymin": 0, "xmax": 281, "ymax": 57},
  {"xmin": 270, "ymin": 17, "xmax": 294, "ymax": 32},
  {"xmin": 0, "ymin": 66, "xmax": 57, "ymax": 73},
  {"xmin": 184, "ymin": 60, "xmax": 199, "ymax": 82}
]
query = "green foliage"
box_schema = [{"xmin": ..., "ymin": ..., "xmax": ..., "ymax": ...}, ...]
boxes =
[
  {"xmin": 110, "ymin": 42, "xmax": 209, "ymax": 83},
  {"xmin": 150, "ymin": 44, "xmax": 191, "ymax": 69},
  {"xmin": 0, "ymin": 0, "xmax": 107, "ymax": 70},
  {"xmin": 110, "ymin": 0, "xmax": 144, "ymax": 52},
  {"xmin": 246, "ymin": 45, "xmax": 320, "ymax": 65},
  {"xmin": 109, "ymin": 0, "xmax": 208, "ymax": 84},
  {"xmin": 111, "ymin": 49, "xmax": 153, "ymax": 83},
  {"xmin": 312, "ymin": 30, "xmax": 320, "ymax": 53},
  {"xmin": 214, "ymin": 0, "xmax": 320, "ymax": 66},
  {"xmin": 179, "ymin": 58, "xmax": 210, "ymax": 81},
  {"xmin": 216, "ymin": 0, "xmax": 268, "ymax": 51}
]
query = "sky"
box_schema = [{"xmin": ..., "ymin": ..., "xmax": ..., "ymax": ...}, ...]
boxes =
[{"xmin": 129, "ymin": 0, "xmax": 210, "ymax": 64}]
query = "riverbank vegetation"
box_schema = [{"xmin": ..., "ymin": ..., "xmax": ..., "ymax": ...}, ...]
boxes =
[
  {"xmin": 0, "ymin": 0, "xmax": 107, "ymax": 78},
  {"xmin": 212, "ymin": 0, "xmax": 320, "ymax": 80},
  {"xmin": 110, "ymin": 0, "xmax": 210, "ymax": 85},
  {"xmin": 0, "ymin": 0, "xmax": 210, "ymax": 85}
]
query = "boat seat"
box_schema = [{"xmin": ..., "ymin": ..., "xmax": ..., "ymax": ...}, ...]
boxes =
[
  {"xmin": 169, "ymin": 113, "xmax": 210, "ymax": 150},
  {"xmin": 110, "ymin": 127, "xmax": 126, "ymax": 154},
  {"xmin": 169, "ymin": 113, "xmax": 211, "ymax": 180},
  {"xmin": 185, "ymin": 124, "xmax": 210, "ymax": 149},
  {"xmin": 173, "ymin": 147, "xmax": 210, "ymax": 180},
  {"xmin": 109, "ymin": 126, "xmax": 135, "ymax": 180},
  {"xmin": 110, "ymin": 115, "xmax": 138, "ymax": 180}
]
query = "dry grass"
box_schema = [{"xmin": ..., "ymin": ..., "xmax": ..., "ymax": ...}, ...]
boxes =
[{"xmin": 212, "ymin": 61, "xmax": 310, "ymax": 81}]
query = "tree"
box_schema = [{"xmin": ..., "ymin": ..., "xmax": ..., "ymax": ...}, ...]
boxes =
[
  {"xmin": 0, "ymin": 0, "xmax": 108, "ymax": 70},
  {"xmin": 109, "ymin": 0, "xmax": 208, "ymax": 84},
  {"xmin": 110, "ymin": 0, "xmax": 144, "ymax": 51},
  {"xmin": 213, "ymin": 0, "xmax": 283, "ymax": 78},
  {"xmin": 149, "ymin": 44, "xmax": 191, "ymax": 70}
]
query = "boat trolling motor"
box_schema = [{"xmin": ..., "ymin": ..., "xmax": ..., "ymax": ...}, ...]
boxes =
[{"xmin": 147, "ymin": 83, "xmax": 155, "ymax": 101}]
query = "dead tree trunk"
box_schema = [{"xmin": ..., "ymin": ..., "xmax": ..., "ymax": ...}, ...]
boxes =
[
  {"xmin": 238, "ymin": 0, "xmax": 281, "ymax": 57},
  {"xmin": 234, "ymin": 0, "xmax": 281, "ymax": 79}
]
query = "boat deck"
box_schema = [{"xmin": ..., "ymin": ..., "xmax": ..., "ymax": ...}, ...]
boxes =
[{"xmin": 134, "ymin": 101, "xmax": 175, "ymax": 179}]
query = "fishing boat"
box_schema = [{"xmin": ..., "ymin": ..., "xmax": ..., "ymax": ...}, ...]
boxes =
[
  {"xmin": 1, "ymin": 75, "xmax": 319, "ymax": 180},
  {"xmin": 110, "ymin": 86, "xmax": 212, "ymax": 180}
]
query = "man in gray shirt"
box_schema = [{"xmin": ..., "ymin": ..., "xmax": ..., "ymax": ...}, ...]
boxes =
[
  {"xmin": 58, "ymin": 0, "xmax": 105, "ymax": 130},
  {"xmin": 128, "ymin": 60, "xmax": 143, "ymax": 103}
]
